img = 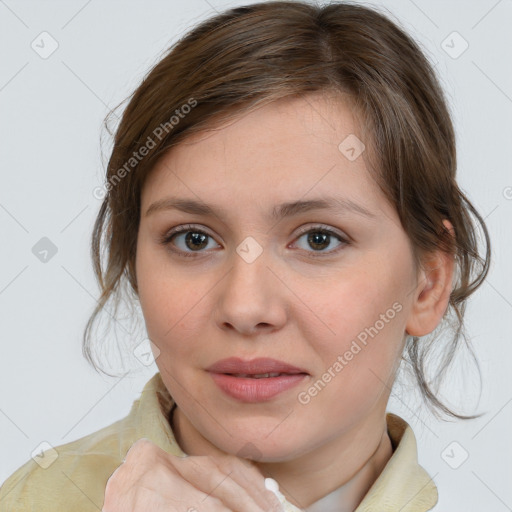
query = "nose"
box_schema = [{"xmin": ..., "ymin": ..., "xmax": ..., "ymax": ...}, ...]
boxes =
[{"xmin": 213, "ymin": 242, "xmax": 287, "ymax": 336}]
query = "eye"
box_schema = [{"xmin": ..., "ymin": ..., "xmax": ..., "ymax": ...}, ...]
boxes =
[
  {"xmin": 159, "ymin": 224, "xmax": 350, "ymax": 259},
  {"xmin": 292, "ymin": 225, "xmax": 349, "ymax": 257},
  {"xmin": 159, "ymin": 224, "xmax": 220, "ymax": 258}
]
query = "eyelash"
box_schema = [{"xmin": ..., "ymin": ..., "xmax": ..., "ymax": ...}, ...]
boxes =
[{"xmin": 158, "ymin": 223, "xmax": 350, "ymax": 259}]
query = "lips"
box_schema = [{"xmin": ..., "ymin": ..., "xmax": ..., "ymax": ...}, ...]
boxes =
[
  {"xmin": 206, "ymin": 357, "xmax": 309, "ymax": 376},
  {"xmin": 229, "ymin": 372, "xmax": 288, "ymax": 379},
  {"xmin": 207, "ymin": 358, "xmax": 309, "ymax": 402}
]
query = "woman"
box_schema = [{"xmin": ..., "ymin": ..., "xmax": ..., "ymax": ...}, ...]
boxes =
[{"xmin": 0, "ymin": 1, "xmax": 490, "ymax": 511}]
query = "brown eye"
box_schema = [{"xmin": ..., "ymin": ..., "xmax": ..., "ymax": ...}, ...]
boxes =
[
  {"xmin": 306, "ymin": 232, "xmax": 331, "ymax": 251},
  {"xmin": 160, "ymin": 225, "xmax": 220, "ymax": 257},
  {"xmin": 180, "ymin": 231, "xmax": 209, "ymax": 251},
  {"xmin": 293, "ymin": 226, "xmax": 349, "ymax": 257}
]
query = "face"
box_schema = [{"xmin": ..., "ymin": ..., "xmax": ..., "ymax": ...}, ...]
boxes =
[{"xmin": 135, "ymin": 92, "xmax": 422, "ymax": 461}]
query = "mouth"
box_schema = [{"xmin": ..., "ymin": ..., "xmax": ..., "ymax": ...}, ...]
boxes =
[
  {"xmin": 206, "ymin": 356, "xmax": 310, "ymax": 376},
  {"xmin": 207, "ymin": 371, "xmax": 308, "ymax": 403},
  {"xmin": 206, "ymin": 357, "xmax": 310, "ymax": 402},
  {"xmin": 221, "ymin": 372, "xmax": 307, "ymax": 379}
]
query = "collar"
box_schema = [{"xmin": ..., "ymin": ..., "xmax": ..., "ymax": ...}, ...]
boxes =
[{"xmin": 344, "ymin": 413, "xmax": 438, "ymax": 511}]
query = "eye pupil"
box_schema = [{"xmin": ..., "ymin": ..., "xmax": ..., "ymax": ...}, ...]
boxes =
[
  {"xmin": 185, "ymin": 232, "xmax": 208, "ymax": 250},
  {"xmin": 308, "ymin": 232, "xmax": 329, "ymax": 250}
]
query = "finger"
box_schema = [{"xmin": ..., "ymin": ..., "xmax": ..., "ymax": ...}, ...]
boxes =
[
  {"xmin": 169, "ymin": 455, "xmax": 282, "ymax": 512},
  {"xmin": 211, "ymin": 455, "xmax": 284, "ymax": 512},
  {"xmin": 105, "ymin": 453, "xmax": 234, "ymax": 512},
  {"xmin": 149, "ymin": 481, "xmax": 234, "ymax": 512}
]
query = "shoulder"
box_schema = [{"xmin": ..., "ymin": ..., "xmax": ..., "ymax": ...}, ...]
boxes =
[
  {"xmin": 0, "ymin": 372, "xmax": 182, "ymax": 512},
  {"xmin": 0, "ymin": 416, "xmax": 135, "ymax": 512}
]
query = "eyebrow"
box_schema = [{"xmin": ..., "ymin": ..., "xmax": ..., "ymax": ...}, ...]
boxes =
[{"xmin": 144, "ymin": 196, "xmax": 376, "ymax": 221}]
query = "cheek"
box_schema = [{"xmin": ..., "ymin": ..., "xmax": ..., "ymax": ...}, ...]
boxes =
[
  {"xmin": 299, "ymin": 266, "xmax": 397, "ymax": 339},
  {"xmin": 137, "ymin": 237, "xmax": 184, "ymax": 314},
  {"xmin": 136, "ymin": 251, "xmax": 212, "ymax": 366},
  {"xmin": 299, "ymin": 264, "xmax": 406, "ymax": 384}
]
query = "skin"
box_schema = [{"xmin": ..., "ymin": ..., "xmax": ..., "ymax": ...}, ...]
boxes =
[{"xmin": 135, "ymin": 92, "xmax": 454, "ymax": 509}]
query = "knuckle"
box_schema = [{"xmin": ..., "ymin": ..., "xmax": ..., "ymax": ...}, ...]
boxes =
[
  {"xmin": 150, "ymin": 462, "xmax": 174, "ymax": 482},
  {"xmin": 176, "ymin": 455, "xmax": 218, "ymax": 483},
  {"xmin": 208, "ymin": 454, "xmax": 236, "ymax": 473},
  {"xmin": 129, "ymin": 438, "xmax": 154, "ymax": 454},
  {"xmin": 183, "ymin": 454, "xmax": 221, "ymax": 472},
  {"xmin": 105, "ymin": 469, "xmax": 121, "ymax": 493},
  {"xmin": 102, "ymin": 477, "xmax": 120, "ymax": 511},
  {"xmin": 197, "ymin": 494, "xmax": 225, "ymax": 510},
  {"xmin": 214, "ymin": 453, "xmax": 254, "ymax": 477},
  {"xmin": 123, "ymin": 438, "xmax": 157, "ymax": 465},
  {"xmin": 103, "ymin": 467, "xmax": 126, "ymax": 507},
  {"xmin": 215, "ymin": 461, "xmax": 236, "ymax": 477},
  {"xmin": 182, "ymin": 457, "xmax": 204, "ymax": 477}
]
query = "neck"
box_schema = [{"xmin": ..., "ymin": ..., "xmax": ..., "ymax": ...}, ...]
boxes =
[
  {"xmin": 258, "ymin": 423, "xmax": 394, "ymax": 510},
  {"xmin": 171, "ymin": 406, "xmax": 393, "ymax": 511}
]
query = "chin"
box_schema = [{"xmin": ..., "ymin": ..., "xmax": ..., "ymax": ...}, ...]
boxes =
[{"xmin": 213, "ymin": 430, "xmax": 304, "ymax": 463}]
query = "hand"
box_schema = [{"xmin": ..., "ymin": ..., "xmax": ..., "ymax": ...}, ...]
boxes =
[{"xmin": 102, "ymin": 438, "xmax": 284, "ymax": 512}]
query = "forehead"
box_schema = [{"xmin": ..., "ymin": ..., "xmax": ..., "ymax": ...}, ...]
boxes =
[{"xmin": 141, "ymin": 93, "xmax": 390, "ymax": 221}]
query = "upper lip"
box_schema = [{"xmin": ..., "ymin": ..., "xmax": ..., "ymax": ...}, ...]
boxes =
[{"xmin": 206, "ymin": 357, "xmax": 309, "ymax": 375}]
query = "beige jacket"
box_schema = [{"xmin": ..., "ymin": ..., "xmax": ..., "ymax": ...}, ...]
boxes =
[{"xmin": 0, "ymin": 372, "xmax": 438, "ymax": 511}]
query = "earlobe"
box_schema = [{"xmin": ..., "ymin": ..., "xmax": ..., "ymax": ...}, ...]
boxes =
[{"xmin": 405, "ymin": 220, "xmax": 455, "ymax": 337}]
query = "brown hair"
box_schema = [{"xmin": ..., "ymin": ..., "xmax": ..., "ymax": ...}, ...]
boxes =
[{"xmin": 85, "ymin": 0, "xmax": 490, "ymax": 420}]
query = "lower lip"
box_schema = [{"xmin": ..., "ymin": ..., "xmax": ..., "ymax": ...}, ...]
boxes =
[{"xmin": 208, "ymin": 372, "xmax": 308, "ymax": 402}]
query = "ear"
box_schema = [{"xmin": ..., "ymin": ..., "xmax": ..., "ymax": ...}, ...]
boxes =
[{"xmin": 405, "ymin": 219, "xmax": 455, "ymax": 337}]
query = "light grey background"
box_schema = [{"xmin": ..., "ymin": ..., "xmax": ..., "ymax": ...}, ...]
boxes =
[{"xmin": 1, "ymin": 0, "xmax": 511, "ymax": 510}]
